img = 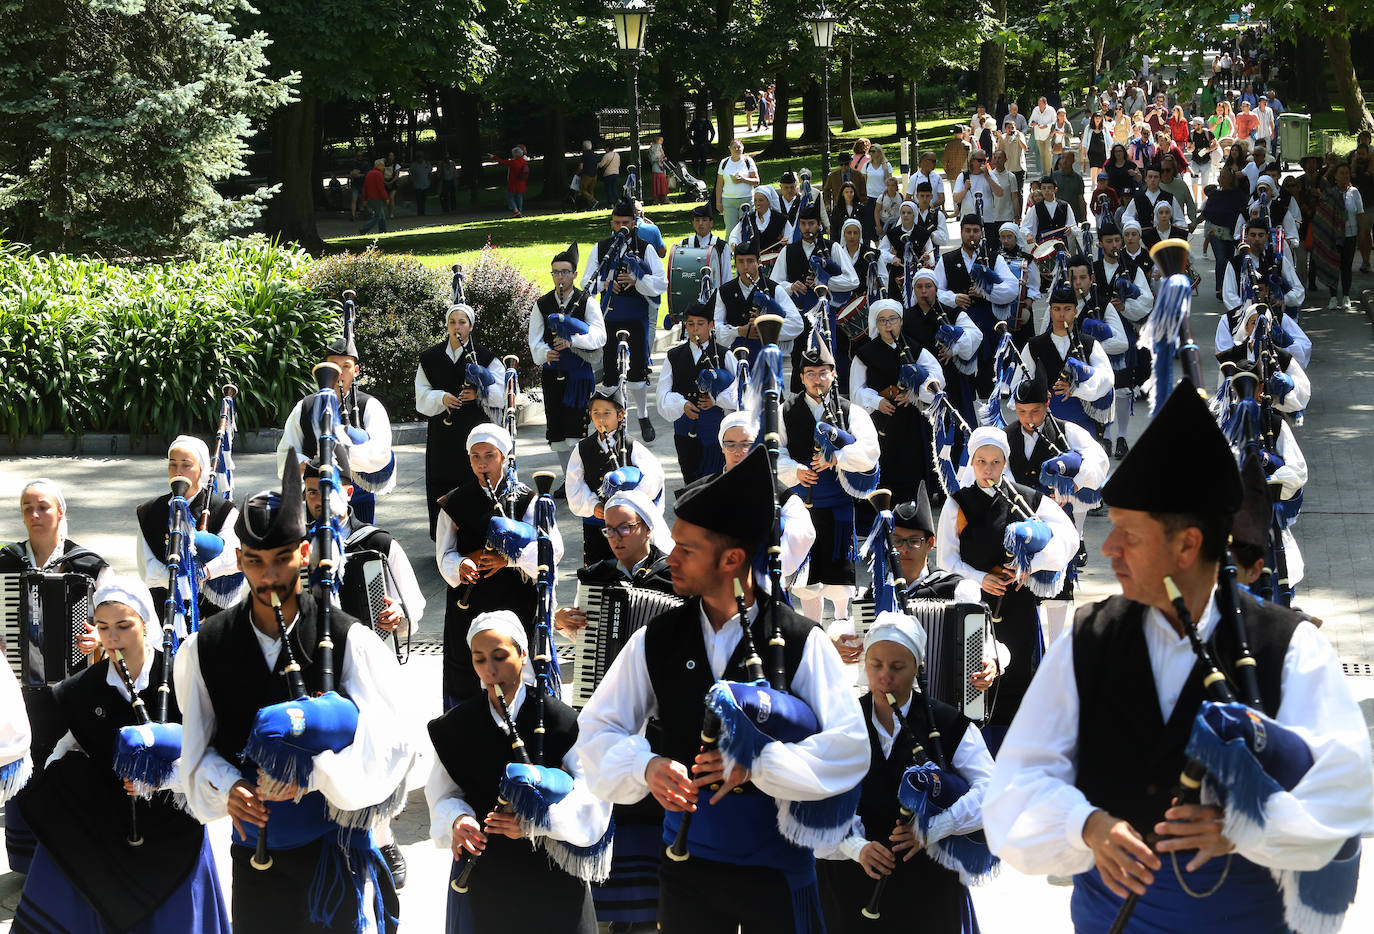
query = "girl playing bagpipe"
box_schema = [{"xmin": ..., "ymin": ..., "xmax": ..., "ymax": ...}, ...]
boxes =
[
  {"xmin": 13, "ymin": 577, "xmax": 230, "ymax": 934},
  {"xmin": 425, "ymin": 611, "xmax": 613, "ymax": 934}
]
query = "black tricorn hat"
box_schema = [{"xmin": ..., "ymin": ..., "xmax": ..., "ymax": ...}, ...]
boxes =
[
  {"xmin": 236, "ymin": 448, "xmax": 307, "ymax": 550},
  {"xmin": 673, "ymin": 445, "xmax": 774, "ymax": 549}
]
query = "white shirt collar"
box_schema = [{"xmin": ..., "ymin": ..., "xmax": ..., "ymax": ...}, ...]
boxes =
[
  {"xmin": 870, "ymin": 693, "xmax": 916, "ymax": 759},
  {"xmin": 105, "ymin": 649, "xmax": 154, "ymax": 701},
  {"xmin": 489, "ymin": 682, "xmax": 529, "ymax": 732},
  {"xmin": 696, "ymin": 599, "xmax": 761, "ymax": 679},
  {"xmin": 25, "ymin": 539, "xmax": 67, "ymax": 571}
]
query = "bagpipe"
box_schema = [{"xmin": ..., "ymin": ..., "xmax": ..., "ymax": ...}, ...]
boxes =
[
  {"xmin": 451, "ymin": 263, "xmax": 465, "ymax": 305},
  {"xmin": 789, "ymin": 172, "xmax": 816, "ymax": 244},
  {"xmin": 157, "ymin": 474, "xmax": 226, "ymax": 641},
  {"xmin": 1107, "ymin": 577, "xmax": 1360, "ymax": 934},
  {"xmin": 455, "ymin": 479, "xmax": 538, "ymax": 612},
  {"xmin": 968, "ymin": 197, "xmax": 1004, "ymax": 301},
  {"xmin": 543, "ymin": 308, "xmax": 595, "ymax": 408},
  {"xmin": 208, "ymin": 383, "xmax": 237, "ymax": 505},
  {"xmin": 669, "ymin": 314, "xmax": 860, "ymax": 861},
  {"xmin": 110, "ymin": 648, "xmax": 183, "ymax": 849},
  {"xmin": 337, "ymin": 292, "xmax": 369, "ymax": 445},
  {"xmin": 686, "ymin": 328, "xmax": 733, "ymax": 441},
  {"xmin": 1136, "ymin": 238, "xmax": 1208, "ymax": 416},
  {"xmin": 590, "ymin": 228, "xmax": 650, "ymax": 317}
]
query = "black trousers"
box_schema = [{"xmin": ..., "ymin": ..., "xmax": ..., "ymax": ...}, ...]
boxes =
[
  {"xmin": 658, "ymin": 853, "xmax": 796, "ymax": 934},
  {"xmin": 230, "ymin": 839, "xmax": 397, "ymax": 934},
  {"xmin": 602, "ymin": 316, "xmax": 650, "ymax": 383},
  {"xmin": 1331, "ymin": 234, "xmax": 1356, "ymax": 296}
]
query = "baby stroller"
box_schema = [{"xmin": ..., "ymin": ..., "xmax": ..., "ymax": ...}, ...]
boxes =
[{"xmin": 669, "ymin": 160, "xmax": 709, "ymax": 203}]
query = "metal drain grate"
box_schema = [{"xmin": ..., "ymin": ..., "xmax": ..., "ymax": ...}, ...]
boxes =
[
  {"xmin": 1341, "ymin": 660, "xmax": 1374, "ymax": 677},
  {"xmin": 408, "ymin": 640, "xmax": 445, "ymax": 657}
]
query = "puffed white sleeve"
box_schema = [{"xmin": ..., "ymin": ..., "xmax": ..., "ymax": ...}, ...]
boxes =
[
  {"xmin": 912, "ymin": 347, "xmax": 944, "ymax": 405},
  {"xmin": 950, "ymin": 310, "xmax": 983, "ymax": 362},
  {"xmin": 416, "ymin": 360, "xmax": 448, "ymax": 418},
  {"xmin": 1070, "ymin": 343, "xmax": 1114, "ymax": 402},
  {"xmin": 541, "ymin": 742, "xmax": 616, "ymax": 848},
  {"xmin": 0, "ymin": 663, "xmax": 31, "ymax": 800},
  {"xmin": 386, "ymin": 539, "xmax": 426, "ymax": 634},
  {"xmin": 1121, "ymin": 268, "xmax": 1153, "ymax": 323},
  {"xmin": 925, "ymin": 724, "xmax": 995, "ymax": 845},
  {"xmin": 436, "ymin": 511, "xmax": 468, "ymax": 588},
  {"xmin": 983, "ymin": 632, "xmax": 1098, "ymax": 875},
  {"xmin": 1062, "ymin": 421, "xmax": 1110, "ymax": 492},
  {"xmin": 1214, "ymin": 316, "xmax": 1237, "ymax": 355},
  {"xmin": 481, "ymin": 357, "xmax": 505, "ymax": 411},
  {"xmin": 1029, "ymin": 495, "xmax": 1079, "ymax": 574},
  {"xmin": 1272, "ymin": 422, "xmax": 1307, "ymax": 500},
  {"xmin": 1094, "ymin": 305, "xmax": 1128, "ymax": 356},
  {"xmin": 656, "ymin": 354, "xmax": 687, "ymax": 421},
  {"xmin": 630, "ymin": 445, "xmax": 667, "ymax": 507},
  {"xmin": 714, "ymin": 291, "xmax": 740, "ymax": 346},
  {"xmin": 1221, "ymin": 262, "xmax": 1244, "ymax": 312},
  {"xmin": 512, "ymin": 494, "xmax": 560, "ymax": 580},
  {"xmin": 426, "ymin": 754, "xmax": 476, "ymax": 848},
  {"xmin": 344, "ymin": 399, "xmax": 394, "ymax": 480},
  {"xmin": 138, "ymin": 531, "xmax": 169, "ymax": 593},
  {"xmin": 878, "ymin": 236, "xmax": 899, "ymax": 273},
  {"xmin": 173, "ymin": 632, "xmax": 252, "ymax": 823},
  {"xmin": 1227, "ymin": 623, "xmax": 1374, "ymax": 869},
  {"xmin": 576, "ymin": 296, "xmax": 608, "ymax": 356},
  {"xmin": 275, "ymin": 400, "xmax": 307, "ymax": 475},
  {"xmin": 1280, "ymin": 252, "xmax": 1305, "ymax": 310},
  {"xmin": 580, "ymin": 244, "xmax": 603, "ymax": 292},
  {"xmin": 987, "ymin": 255, "xmax": 1019, "ymax": 306},
  {"xmin": 748, "ymin": 628, "xmax": 869, "ymax": 801},
  {"xmin": 836, "ymin": 405, "xmax": 880, "ymax": 472},
  {"xmin": 565, "ymin": 445, "xmax": 597, "ymax": 520},
  {"xmin": 716, "ymin": 349, "xmax": 740, "ymax": 413},
  {"xmin": 775, "ymin": 412, "xmax": 802, "ymax": 488},
  {"xmin": 305, "ymin": 631, "xmax": 415, "ymax": 814},
  {"xmin": 933, "ymin": 253, "xmax": 958, "ymax": 308},
  {"xmin": 202, "ymin": 505, "xmax": 241, "ymax": 581},
  {"xmin": 529, "ymin": 304, "xmax": 552, "ymax": 364},
  {"xmin": 635, "ymin": 247, "xmax": 668, "ymax": 299},
  {"xmin": 1279, "ymin": 316, "xmax": 1311, "ymax": 371},
  {"xmin": 574, "ymin": 628, "xmax": 659, "ymax": 804},
  {"xmin": 780, "ymin": 495, "xmax": 817, "ymax": 579},
  {"xmin": 1276, "ymin": 357, "xmax": 1311, "ymax": 415},
  {"xmin": 769, "ymin": 249, "xmax": 792, "ymax": 287},
  {"xmin": 936, "ymin": 497, "xmax": 988, "ymax": 583},
  {"xmin": 849, "ymin": 356, "xmax": 884, "ymax": 413}
]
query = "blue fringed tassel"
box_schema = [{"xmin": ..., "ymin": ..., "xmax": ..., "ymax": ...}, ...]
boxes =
[
  {"xmin": 979, "ymin": 395, "xmax": 1006, "ymax": 428},
  {"xmin": 113, "ymin": 723, "xmax": 182, "ymax": 791},
  {"xmin": 1073, "ymin": 486, "xmax": 1102, "ymax": 508},
  {"xmin": 1042, "ymin": 472, "xmax": 1079, "ymax": 500},
  {"xmin": 929, "ymin": 831, "xmax": 1001, "ymax": 882},
  {"xmin": 203, "ymin": 571, "xmax": 248, "ymax": 608},
  {"xmin": 1276, "ymin": 490, "xmax": 1303, "ymax": 528},
  {"xmin": 0, "ymin": 755, "xmax": 32, "ymax": 803},
  {"xmin": 308, "ymin": 838, "xmax": 400, "ymax": 934},
  {"xmin": 1186, "ymin": 726, "xmax": 1286, "ymax": 827},
  {"xmin": 929, "ymin": 394, "xmax": 966, "ymax": 496},
  {"xmin": 1222, "ymin": 398, "xmax": 1261, "ymax": 446},
  {"xmin": 838, "ymin": 466, "xmax": 881, "ymax": 500},
  {"xmin": 1277, "ymin": 836, "xmax": 1361, "ymax": 934},
  {"xmin": 541, "ymin": 816, "xmax": 616, "ymax": 884},
  {"xmin": 1085, "ymin": 389, "xmax": 1114, "ymax": 425},
  {"xmin": 352, "ymin": 453, "xmax": 396, "ymax": 493},
  {"xmin": 777, "ymin": 783, "xmax": 861, "ymax": 850}
]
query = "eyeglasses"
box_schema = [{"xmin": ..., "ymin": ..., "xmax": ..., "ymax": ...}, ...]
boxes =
[
  {"xmin": 551, "ymin": 269, "xmax": 574, "ymax": 277},
  {"xmin": 600, "ymin": 521, "xmax": 643, "ymax": 539},
  {"xmin": 721, "ymin": 441, "xmax": 753, "ymax": 452},
  {"xmin": 875, "ymin": 315, "xmax": 902, "ymax": 326},
  {"xmin": 893, "ymin": 535, "xmax": 930, "ymax": 550}
]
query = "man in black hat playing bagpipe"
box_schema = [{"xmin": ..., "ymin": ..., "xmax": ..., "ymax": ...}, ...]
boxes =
[
  {"xmin": 174, "ymin": 449, "xmax": 415, "ymax": 932},
  {"xmin": 1012, "ymin": 280, "xmax": 1115, "ymax": 436},
  {"xmin": 1091, "ymin": 222, "xmax": 1154, "ymax": 459},
  {"xmin": 985, "ymin": 382, "xmax": 1372, "ymax": 934},
  {"xmin": 655, "ymin": 299, "xmax": 739, "ymax": 484},
  {"xmin": 777, "ymin": 336, "xmax": 881, "ymax": 628},
  {"xmin": 277, "ymin": 315, "xmax": 396, "ymax": 524},
  {"xmin": 581, "ymin": 200, "xmax": 668, "ymax": 442},
  {"xmin": 774, "ymin": 201, "xmax": 860, "ymax": 392},
  {"xmin": 712, "ymin": 238, "xmax": 803, "ymax": 368},
  {"xmin": 933, "ymin": 213, "xmax": 1020, "ymax": 400},
  {"xmin": 529, "ymin": 242, "xmax": 607, "ymax": 486},
  {"xmin": 575, "ymin": 445, "xmax": 869, "ymax": 934},
  {"xmin": 680, "ymin": 203, "xmax": 732, "ymax": 291}
]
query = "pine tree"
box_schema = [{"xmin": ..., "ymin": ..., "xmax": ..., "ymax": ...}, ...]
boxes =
[{"xmin": 0, "ymin": 0, "xmax": 295, "ymax": 255}]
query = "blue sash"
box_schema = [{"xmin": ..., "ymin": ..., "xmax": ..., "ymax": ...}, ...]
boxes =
[
  {"xmin": 1049, "ymin": 396, "xmax": 1098, "ymax": 434},
  {"xmin": 1071, "ymin": 855, "xmax": 1289, "ymax": 934}
]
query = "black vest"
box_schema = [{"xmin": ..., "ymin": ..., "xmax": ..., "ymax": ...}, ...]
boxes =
[
  {"xmin": 577, "ymin": 545, "xmax": 675, "ymax": 594},
  {"xmin": 899, "ymin": 303, "xmax": 952, "ymax": 355},
  {"xmin": 296, "ymin": 388, "xmax": 375, "ymax": 475},
  {"xmin": 939, "ymin": 250, "xmax": 975, "ymax": 295},
  {"xmin": 1035, "ymin": 200, "xmax": 1068, "ymax": 237},
  {"xmin": 855, "ymin": 693, "xmax": 969, "ymax": 845},
  {"xmin": 1072, "ymin": 593, "xmax": 1298, "ymax": 836},
  {"xmin": 718, "ymin": 279, "xmax": 758, "ymax": 328},
  {"xmin": 535, "ymin": 289, "xmax": 591, "ymax": 334},
  {"xmin": 782, "ymin": 394, "xmax": 851, "ymax": 465},
  {"xmin": 781, "ymin": 240, "xmax": 823, "ymax": 284},
  {"xmin": 1215, "ymin": 341, "xmax": 1292, "ymax": 376},
  {"xmin": 855, "ymin": 334, "xmax": 923, "ymax": 394},
  {"xmin": 53, "ymin": 652, "xmax": 180, "ymax": 775},
  {"xmin": 643, "ymin": 594, "xmax": 814, "ymax": 770},
  {"xmin": 1027, "ymin": 329, "xmax": 1099, "ymax": 383},
  {"xmin": 951, "ymin": 483, "xmax": 1043, "ymax": 574},
  {"xmin": 195, "ymin": 593, "xmax": 355, "ymax": 764},
  {"xmin": 666, "ymin": 342, "xmax": 724, "ymax": 399},
  {"xmin": 135, "ymin": 489, "xmax": 233, "ymax": 564},
  {"xmin": 417, "ymin": 340, "xmax": 497, "ymax": 398},
  {"xmin": 439, "ymin": 478, "xmax": 536, "ymax": 555},
  {"xmin": 575, "ymin": 435, "xmax": 636, "ymax": 502},
  {"xmin": 754, "ymin": 211, "xmax": 787, "ymax": 248},
  {"xmin": 1132, "ymin": 188, "xmax": 1173, "ymax": 221},
  {"xmin": 1120, "ymin": 248, "xmax": 1154, "ymax": 281},
  {"xmin": 884, "ymin": 223, "xmax": 931, "ymax": 258},
  {"xmin": 1007, "ymin": 418, "xmax": 1066, "ymax": 492},
  {"xmin": 597, "ymin": 233, "xmax": 651, "ymax": 266}
]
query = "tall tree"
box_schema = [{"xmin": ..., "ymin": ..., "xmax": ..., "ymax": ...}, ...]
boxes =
[{"xmin": 0, "ymin": 0, "xmax": 293, "ymax": 255}]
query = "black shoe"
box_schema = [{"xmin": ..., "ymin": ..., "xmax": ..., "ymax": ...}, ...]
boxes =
[
  {"xmin": 1114, "ymin": 437, "xmax": 1129, "ymax": 460},
  {"xmin": 552, "ymin": 483, "xmax": 567, "ymax": 500},
  {"xmin": 639, "ymin": 417, "xmax": 657, "ymax": 442},
  {"xmin": 1075, "ymin": 541, "xmax": 1089, "ymax": 568},
  {"xmin": 380, "ymin": 843, "xmax": 407, "ymax": 888},
  {"xmin": 1088, "ymin": 503, "xmax": 1109, "ymax": 518}
]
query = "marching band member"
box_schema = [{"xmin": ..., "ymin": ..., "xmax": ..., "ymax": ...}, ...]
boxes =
[
  {"xmin": 1219, "ymin": 220, "xmax": 1311, "ymax": 368},
  {"xmin": 1119, "ymin": 220, "xmax": 1154, "ymax": 282},
  {"xmin": 1215, "ymin": 315, "xmax": 1313, "ymax": 417},
  {"xmin": 934, "ymin": 214, "xmax": 1018, "ymax": 400},
  {"xmin": 437, "ymin": 424, "xmax": 563, "ymax": 708},
  {"xmin": 936, "ymin": 427, "xmax": 1078, "ymax": 752},
  {"xmin": 728, "ymin": 184, "xmax": 792, "ymax": 251},
  {"xmin": 773, "ymin": 202, "xmax": 860, "ymax": 389},
  {"xmin": 417, "ymin": 300, "xmax": 504, "ymax": 536},
  {"xmin": 679, "ymin": 203, "xmax": 732, "ymax": 290},
  {"xmin": 277, "ymin": 335, "xmax": 396, "ymax": 523},
  {"xmin": 580, "ymin": 201, "xmax": 668, "ymax": 443},
  {"xmin": 851, "ymin": 298, "xmax": 945, "ymax": 505},
  {"xmin": 712, "ymin": 240, "xmax": 803, "ymax": 365},
  {"xmin": 902, "ymin": 269, "xmax": 983, "ymax": 431},
  {"xmin": 1090, "ymin": 224, "xmax": 1154, "ymax": 458},
  {"xmin": 426, "ymin": 611, "xmax": 612, "ymax": 934},
  {"xmin": 567, "ymin": 386, "xmax": 666, "ymax": 565},
  {"xmin": 1019, "ymin": 175, "xmax": 1078, "ymax": 246},
  {"xmin": 13, "ymin": 577, "xmax": 230, "ymax": 933},
  {"xmin": 135, "ymin": 435, "xmax": 245, "ymax": 622},
  {"xmin": 2, "ymin": 478, "xmax": 109, "ymax": 874},
  {"xmin": 817, "ymin": 613, "xmax": 995, "ymax": 934},
  {"xmin": 1119, "ymin": 164, "xmax": 1175, "ymax": 226},
  {"xmin": 985, "ymin": 385, "xmax": 1372, "ymax": 934},
  {"xmin": 655, "ymin": 301, "xmax": 739, "ymax": 484},
  {"xmin": 0, "ymin": 663, "xmax": 29, "ymax": 806},
  {"xmin": 1014, "ymin": 282, "xmax": 1116, "ymax": 434},
  {"xmin": 575, "ymin": 447, "xmax": 869, "ymax": 933},
  {"xmin": 530, "ymin": 243, "xmax": 608, "ymax": 487},
  {"xmin": 777, "ymin": 339, "xmax": 881, "ymax": 628},
  {"xmin": 175, "ymin": 454, "xmax": 414, "ymax": 932},
  {"xmin": 878, "ymin": 188, "xmax": 945, "ymax": 299}
]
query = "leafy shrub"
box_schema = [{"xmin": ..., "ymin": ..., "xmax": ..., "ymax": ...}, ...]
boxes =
[
  {"xmin": 303, "ymin": 244, "xmax": 539, "ymax": 420},
  {"xmin": 0, "ymin": 237, "xmax": 332, "ymax": 440}
]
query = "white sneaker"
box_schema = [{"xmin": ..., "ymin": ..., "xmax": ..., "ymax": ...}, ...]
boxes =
[
  {"xmin": 1340, "ymin": 296, "xmax": 1353, "ymax": 309},
  {"xmin": 1327, "ymin": 295, "xmax": 1341, "ymax": 310}
]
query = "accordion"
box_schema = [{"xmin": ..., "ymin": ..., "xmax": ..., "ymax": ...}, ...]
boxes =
[
  {"xmin": 570, "ymin": 581, "xmax": 683, "ymax": 709},
  {"xmin": 303, "ymin": 552, "xmax": 409, "ymax": 661},
  {"xmin": 1, "ymin": 571, "xmax": 93, "ymax": 687},
  {"xmin": 855, "ymin": 598, "xmax": 990, "ymax": 722}
]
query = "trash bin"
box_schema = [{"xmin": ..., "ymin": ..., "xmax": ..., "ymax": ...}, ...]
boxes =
[{"xmin": 1277, "ymin": 113, "xmax": 1310, "ymax": 168}]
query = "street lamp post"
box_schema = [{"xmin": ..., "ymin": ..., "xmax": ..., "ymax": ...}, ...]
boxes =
[
  {"xmin": 609, "ymin": 1, "xmax": 654, "ymax": 199},
  {"xmin": 807, "ymin": 9, "xmax": 838, "ymax": 175}
]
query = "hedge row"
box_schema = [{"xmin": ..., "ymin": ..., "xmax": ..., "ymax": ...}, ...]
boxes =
[{"xmin": 0, "ymin": 237, "xmax": 541, "ymax": 441}]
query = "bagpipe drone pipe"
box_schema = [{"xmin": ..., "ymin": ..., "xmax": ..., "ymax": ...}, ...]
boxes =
[
  {"xmin": 202, "ymin": 383, "xmax": 248, "ymax": 608},
  {"xmin": 1135, "ymin": 238, "xmax": 1209, "ymax": 415},
  {"xmin": 1107, "ymin": 578, "xmax": 1360, "ymax": 934}
]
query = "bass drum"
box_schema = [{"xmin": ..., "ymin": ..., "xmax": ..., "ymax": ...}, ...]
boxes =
[{"xmin": 667, "ymin": 245, "xmax": 712, "ymax": 322}]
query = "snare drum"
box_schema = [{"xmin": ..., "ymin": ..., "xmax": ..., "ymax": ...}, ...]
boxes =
[
  {"xmin": 835, "ymin": 293, "xmax": 869, "ymax": 343},
  {"xmin": 1031, "ymin": 237, "xmax": 1065, "ymax": 284},
  {"xmin": 667, "ymin": 245, "xmax": 712, "ymax": 319}
]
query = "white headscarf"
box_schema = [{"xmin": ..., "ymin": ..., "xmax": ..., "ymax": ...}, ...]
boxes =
[
  {"xmin": 1153, "ymin": 199, "xmax": 1174, "ymax": 229},
  {"xmin": 863, "ymin": 610, "xmax": 927, "ymax": 665},
  {"xmin": 605, "ymin": 489, "xmax": 674, "ymax": 554},
  {"xmin": 19, "ymin": 478, "xmax": 68, "ymax": 540},
  {"xmin": 466, "ymin": 610, "xmax": 536, "ymax": 685},
  {"xmin": 840, "ymin": 219, "xmax": 864, "ymax": 255},
  {"xmin": 959, "ymin": 426, "xmax": 1011, "ymax": 487},
  {"xmin": 466, "ymin": 424, "xmax": 513, "ymax": 456},
  {"xmin": 753, "ymin": 184, "xmax": 780, "ymax": 216},
  {"xmin": 868, "ymin": 298, "xmax": 903, "ymax": 341},
  {"xmin": 167, "ymin": 435, "xmax": 211, "ymax": 492},
  {"xmin": 447, "ymin": 303, "xmax": 477, "ymax": 328},
  {"xmin": 93, "ymin": 576, "xmax": 161, "ymax": 659},
  {"xmin": 717, "ymin": 411, "xmax": 756, "ymax": 447},
  {"xmin": 1122, "ymin": 218, "xmax": 1143, "ymax": 235}
]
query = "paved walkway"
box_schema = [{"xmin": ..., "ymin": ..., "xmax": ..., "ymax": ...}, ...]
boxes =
[{"xmin": 2, "ymin": 222, "xmax": 1372, "ymax": 930}]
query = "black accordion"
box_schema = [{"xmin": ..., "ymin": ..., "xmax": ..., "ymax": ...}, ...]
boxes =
[
  {"xmin": 570, "ymin": 581, "xmax": 684, "ymax": 709},
  {"xmin": 302, "ymin": 552, "xmax": 410, "ymax": 661},
  {"xmin": 1, "ymin": 571, "xmax": 93, "ymax": 688},
  {"xmin": 854, "ymin": 598, "xmax": 990, "ymax": 722}
]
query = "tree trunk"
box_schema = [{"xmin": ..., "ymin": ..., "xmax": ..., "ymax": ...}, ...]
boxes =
[
  {"xmin": 714, "ymin": 96, "xmax": 734, "ymax": 147},
  {"xmin": 263, "ymin": 93, "xmax": 323, "ymax": 254},
  {"xmin": 800, "ymin": 79, "xmax": 823, "ymax": 144},
  {"xmin": 840, "ymin": 44, "xmax": 861, "ymax": 131},
  {"xmin": 1289, "ymin": 34, "xmax": 1329, "ymax": 115},
  {"xmin": 976, "ymin": 0, "xmax": 1007, "ymax": 105},
  {"xmin": 1325, "ymin": 31, "xmax": 1373, "ymax": 132},
  {"xmin": 762, "ymin": 76, "xmax": 793, "ymax": 158},
  {"xmin": 893, "ymin": 82, "xmax": 906, "ymax": 141},
  {"xmin": 455, "ymin": 91, "xmax": 483, "ymax": 203},
  {"xmin": 539, "ymin": 104, "xmax": 566, "ymax": 201}
]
